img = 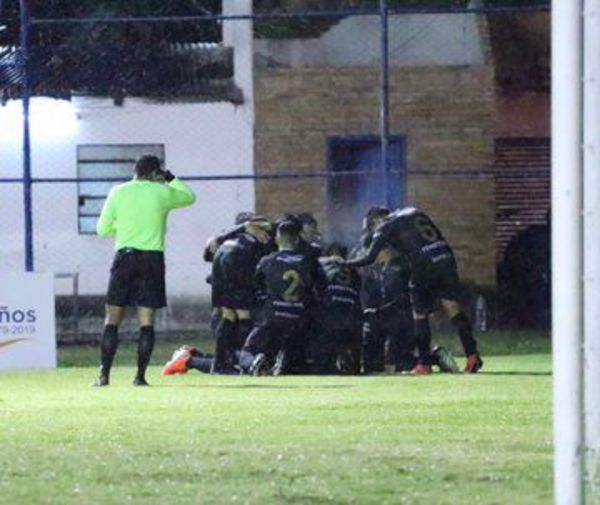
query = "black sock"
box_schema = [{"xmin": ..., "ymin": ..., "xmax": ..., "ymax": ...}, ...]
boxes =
[
  {"xmin": 236, "ymin": 319, "xmax": 253, "ymax": 348},
  {"xmin": 362, "ymin": 318, "xmax": 385, "ymax": 373},
  {"xmin": 188, "ymin": 356, "xmax": 214, "ymax": 374},
  {"xmin": 100, "ymin": 324, "xmax": 119, "ymax": 378},
  {"xmin": 212, "ymin": 318, "xmax": 236, "ymax": 372},
  {"xmin": 451, "ymin": 312, "xmax": 478, "ymax": 356},
  {"xmin": 414, "ymin": 318, "xmax": 432, "ymax": 365},
  {"xmin": 136, "ymin": 326, "xmax": 155, "ymax": 381}
]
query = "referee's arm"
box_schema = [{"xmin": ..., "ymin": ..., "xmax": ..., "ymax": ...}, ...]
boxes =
[
  {"xmin": 165, "ymin": 178, "xmax": 196, "ymax": 209},
  {"xmin": 96, "ymin": 188, "xmax": 117, "ymax": 237}
]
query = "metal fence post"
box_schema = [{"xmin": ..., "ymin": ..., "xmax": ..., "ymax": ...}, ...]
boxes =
[
  {"xmin": 19, "ymin": 0, "xmax": 33, "ymax": 272},
  {"xmin": 380, "ymin": 0, "xmax": 391, "ymax": 208},
  {"xmin": 552, "ymin": 0, "xmax": 584, "ymax": 502},
  {"xmin": 584, "ymin": 0, "xmax": 600, "ymax": 497}
]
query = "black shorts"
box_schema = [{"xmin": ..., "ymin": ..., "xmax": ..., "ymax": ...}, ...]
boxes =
[
  {"xmin": 211, "ymin": 253, "xmax": 255, "ymax": 310},
  {"xmin": 410, "ymin": 265, "xmax": 462, "ymax": 315},
  {"xmin": 106, "ymin": 249, "xmax": 166, "ymax": 308}
]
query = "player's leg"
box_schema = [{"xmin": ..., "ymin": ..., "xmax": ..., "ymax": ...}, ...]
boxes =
[
  {"xmin": 337, "ymin": 319, "xmax": 362, "ymax": 375},
  {"xmin": 234, "ymin": 309, "xmax": 253, "ymax": 349},
  {"xmin": 386, "ymin": 308, "xmax": 416, "ymax": 373},
  {"xmin": 93, "ymin": 250, "xmax": 133, "ymax": 387},
  {"xmin": 409, "ymin": 281, "xmax": 436, "ymax": 374},
  {"xmin": 211, "ymin": 307, "xmax": 238, "ymax": 374},
  {"xmin": 132, "ymin": 251, "xmax": 166, "ymax": 386},
  {"xmin": 187, "ymin": 354, "xmax": 215, "ymax": 373},
  {"xmin": 238, "ymin": 324, "xmax": 273, "ymax": 374},
  {"xmin": 362, "ymin": 312, "xmax": 386, "ymax": 373},
  {"xmin": 162, "ymin": 345, "xmax": 207, "ymax": 375},
  {"xmin": 440, "ymin": 298, "xmax": 483, "ymax": 373},
  {"xmin": 411, "ymin": 313, "xmax": 434, "ymax": 374},
  {"xmin": 93, "ymin": 304, "xmax": 126, "ymax": 386},
  {"xmin": 317, "ymin": 316, "xmax": 339, "ymax": 375},
  {"xmin": 134, "ymin": 306, "xmax": 156, "ymax": 386}
]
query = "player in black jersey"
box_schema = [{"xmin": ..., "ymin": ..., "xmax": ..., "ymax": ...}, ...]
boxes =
[
  {"xmin": 209, "ymin": 219, "xmax": 274, "ymax": 373},
  {"xmin": 275, "ymin": 213, "xmax": 323, "ymax": 374},
  {"xmin": 162, "ymin": 216, "xmax": 274, "ymax": 376},
  {"xmin": 347, "ymin": 207, "xmax": 482, "ymax": 374},
  {"xmin": 317, "ymin": 243, "xmax": 362, "ymax": 374},
  {"xmin": 362, "ymin": 246, "xmax": 416, "ymax": 373},
  {"xmin": 239, "ymin": 221, "xmax": 325, "ymax": 376},
  {"xmin": 352, "ymin": 207, "xmax": 413, "ymax": 373}
]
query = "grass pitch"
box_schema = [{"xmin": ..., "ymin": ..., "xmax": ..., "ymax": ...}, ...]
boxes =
[{"xmin": 0, "ymin": 339, "xmax": 551, "ymax": 505}]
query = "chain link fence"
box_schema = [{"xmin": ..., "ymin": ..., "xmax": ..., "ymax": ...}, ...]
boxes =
[{"xmin": 0, "ymin": 1, "xmax": 551, "ymax": 341}]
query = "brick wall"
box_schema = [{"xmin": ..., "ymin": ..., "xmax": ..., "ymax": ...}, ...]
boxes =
[{"xmin": 254, "ymin": 64, "xmax": 496, "ymax": 287}]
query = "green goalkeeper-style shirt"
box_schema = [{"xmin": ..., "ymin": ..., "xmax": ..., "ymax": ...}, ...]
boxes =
[{"xmin": 96, "ymin": 178, "xmax": 196, "ymax": 252}]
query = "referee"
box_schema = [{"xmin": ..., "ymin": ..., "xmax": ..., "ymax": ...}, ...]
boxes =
[{"xmin": 93, "ymin": 155, "xmax": 196, "ymax": 387}]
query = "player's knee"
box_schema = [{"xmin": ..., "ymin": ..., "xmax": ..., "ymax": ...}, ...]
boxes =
[
  {"xmin": 105, "ymin": 304, "xmax": 125, "ymax": 326},
  {"xmin": 137, "ymin": 306, "xmax": 155, "ymax": 327},
  {"xmin": 221, "ymin": 307, "xmax": 237, "ymax": 322},
  {"xmin": 441, "ymin": 299, "xmax": 461, "ymax": 318}
]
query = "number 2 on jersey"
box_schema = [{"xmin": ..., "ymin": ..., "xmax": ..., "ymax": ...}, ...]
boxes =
[{"xmin": 282, "ymin": 270, "xmax": 302, "ymax": 302}]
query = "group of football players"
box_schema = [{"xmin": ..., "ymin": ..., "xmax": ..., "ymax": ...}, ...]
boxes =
[{"xmin": 162, "ymin": 206, "xmax": 483, "ymax": 377}]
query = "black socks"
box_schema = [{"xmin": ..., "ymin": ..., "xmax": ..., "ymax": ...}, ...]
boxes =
[
  {"xmin": 236, "ymin": 319, "xmax": 253, "ymax": 349},
  {"xmin": 100, "ymin": 324, "xmax": 119, "ymax": 379},
  {"xmin": 212, "ymin": 318, "xmax": 237, "ymax": 373},
  {"xmin": 451, "ymin": 312, "xmax": 478, "ymax": 356},
  {"xmin": 136, "ymin": 325, "xmax": 155, "ymax": 382},
  {"xmin": 188, "ymin": 356, "xmax": 214, "ymax": 374},
  {"xmin": 414, "ymin": 318, "xmax": 432, "ymax": 364}
]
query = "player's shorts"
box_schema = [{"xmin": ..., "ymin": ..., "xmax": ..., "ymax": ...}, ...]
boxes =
[
  {"xmin": 409, "ymin": 263, "xmax": 462, "ymax": 315},
  {"xmin": 210, "ymin": 255, "xmax": 255, "ymax": 310},
  {"xmin": 210, "ymin": 243, "xmax": 258, "ymax": 309},
  {"xmin": 106, "ymin": 248, "xmax": 166, "ymax": 308}
]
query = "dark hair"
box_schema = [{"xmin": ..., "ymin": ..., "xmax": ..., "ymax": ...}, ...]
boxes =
[
  {"xmin": 277, "ymin": 220, "xmax": 300, "ymax": 242},
  {"xmin": 365, "ymin": 206, "xmax": 390, "ymax": 231},
  {"xmin": 325, "ymin": 242, "xmax": 348, "ymax": 259},
  {"xmin": 135, "ymin": 155, "xmax": 161, "ymax": 179},
  {"xmin": 297, "ymin": 212, "xmax": 318, "ymax": 227},
  {"xmin": 281, "ymin": 213, "xmax": 303, "ymax": 235},
  {"xmin": 234, "ymin": 211, "xmax": 255, "ymax": 224}
]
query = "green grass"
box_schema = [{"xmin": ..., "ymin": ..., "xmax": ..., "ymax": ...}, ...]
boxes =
[{"xmin": 0, "ymin": 343, "xmax": 552, "ymax": 504}]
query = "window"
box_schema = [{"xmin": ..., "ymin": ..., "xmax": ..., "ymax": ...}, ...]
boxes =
[{"xmin": 77, "ymin": 144, "xmax": 165, "ymax": 234}]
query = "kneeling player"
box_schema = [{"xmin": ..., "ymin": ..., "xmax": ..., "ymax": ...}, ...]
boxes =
[
  {"xmin": 317, "ymin": 243, "xmax": 362, "ymax": 374},
  {"xmin": 239, "ymin": 221, "xmax": 325, "ymax": 375},
  {"xmin": 347, "ymin": 206, "xmax": 482, "ymax": 374}
]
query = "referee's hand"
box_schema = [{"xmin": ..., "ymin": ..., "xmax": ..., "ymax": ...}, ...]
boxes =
[
  {"xmin": 156, "ymin": 168, "xmax": 176, "ymax": 182},
  {"xmin": 163, "ymin": 170, "xmax": 176, "ymax": 182}
]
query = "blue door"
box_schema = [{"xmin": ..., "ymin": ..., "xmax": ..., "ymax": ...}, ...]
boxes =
[{"xmin": 327, "ymin": 136, "xmax": 406, "ymax": 246}]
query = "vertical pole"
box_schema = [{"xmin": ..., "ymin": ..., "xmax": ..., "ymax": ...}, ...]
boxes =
[
  {"xmin": 584, "ymin": 0, "xmax": 600, "ymax": 497},
  {"xmin": 552, "ymin": 0, "xmax": 584, "ymax": 503},
  {"xmin": 379, "ymin": 0, "xmax": 390, "ymax": 207},
  {"xmin": 222, "ymin": 0, "xmax": 255, "ymax": 212},
  {"xmin": 19, "ymin": 0, "xmax": 33, "ymax": 272}
]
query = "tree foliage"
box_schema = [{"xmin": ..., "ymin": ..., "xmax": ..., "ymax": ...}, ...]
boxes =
[{"xmin": 0, "ymin": 0, "xmax": 222, "ymax": 47}]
